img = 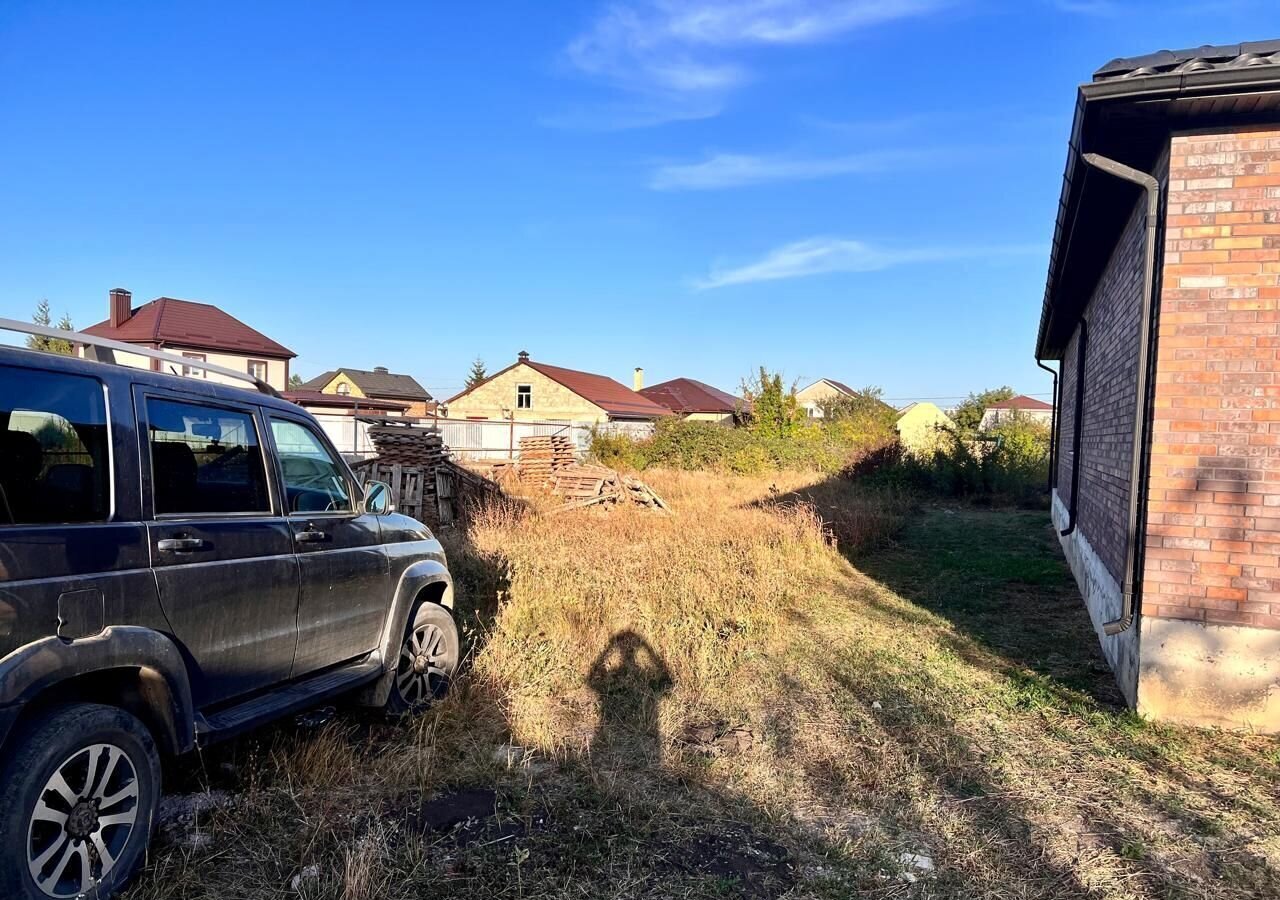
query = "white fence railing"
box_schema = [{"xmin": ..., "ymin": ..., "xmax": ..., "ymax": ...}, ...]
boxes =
[{"xmin": 312, "ymin": 414, "xmax": 657, "ymax": 461}]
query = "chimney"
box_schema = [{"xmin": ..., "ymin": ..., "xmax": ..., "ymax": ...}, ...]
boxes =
[
  {"xmin": 517, "ymin": 350, "xmax": 530, "ymax": 363},
  {"xmin": 374, "ymin": 366, "xmax": 389, "ymax": 375},
  {"xmin": 109, "ymin": 288, "xmax": 132, "ymax": 328},
  {"xmin": 633, "ymin": 367, "xmax": 644, "ymax": 391}
]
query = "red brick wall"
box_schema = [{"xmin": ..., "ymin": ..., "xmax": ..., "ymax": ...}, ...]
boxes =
[
  {"xmin": 1145, "ymin": 127, "xmax": 1280, "ymax": 631},
  {"xmin": 1056, "ymin": 183, "xmax": 1153, "ymax": 582}
]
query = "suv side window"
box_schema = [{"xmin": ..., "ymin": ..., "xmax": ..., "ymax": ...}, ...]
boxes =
[
  {"xmin": 270, "ymin": 418, "xmax": 353, "ymax": 513},
  {"xmin": 0, "ymin": 365, "xmax": 110, "ymax": 525},
  {"xmin": 146, "ymin": 398, "xmax": 270, "ymax": 516}
]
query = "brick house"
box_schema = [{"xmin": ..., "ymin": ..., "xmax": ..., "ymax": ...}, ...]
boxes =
[
  {"xmin": 444, "ymin": 351, "xmax": 671, "ymax": 425},
  {"xmin": 1038, "ymin": 40, "xmax": 1280, "ymax": 731}
]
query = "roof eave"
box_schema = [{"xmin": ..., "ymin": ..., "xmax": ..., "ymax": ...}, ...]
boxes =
[{"xmin": 1037, "ymin": 67, "xmax": 1280, "ymax": 359}]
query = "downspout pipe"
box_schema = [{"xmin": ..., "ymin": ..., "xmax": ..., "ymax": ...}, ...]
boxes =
[
  {"xmin": 1080, "ymin": 152, "xmax": 1161, "ymax": 636},
  {"xmin": 1060, "ymin": 319, "xmax": 1087, "ymax": 536},
  {"xmin": 1036, "ymin": 359, "xmax": 1059, "ymax": 492}
]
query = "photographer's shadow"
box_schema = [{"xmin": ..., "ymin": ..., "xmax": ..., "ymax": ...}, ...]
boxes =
[{"xmin": 585, "ymin": 630, "xmax": 672, "ymax": 765}]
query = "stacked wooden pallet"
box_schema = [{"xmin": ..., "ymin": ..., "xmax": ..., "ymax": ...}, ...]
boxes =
[
  {"xmin": 367, "ymin": 424, "xmax": 447, "ymax": 467},
  {"xmin": 516, "ymin": 435, "xmax": 577, "ymax": 485},
  {"xmin": 550, "ymin": 464, "xmax": 670, "ymax": 514}
]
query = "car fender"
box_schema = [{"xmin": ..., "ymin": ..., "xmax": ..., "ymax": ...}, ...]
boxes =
[
  {"xmin": 360, "ymin": 559, "xmax": 454, "ymax": 706},
  {"xmin": 0, "ymin": 625, "xmax": 196, "ymax": 755}
]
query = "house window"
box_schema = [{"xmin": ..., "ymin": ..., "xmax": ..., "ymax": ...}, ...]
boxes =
[
  {"xmin": 516, "ymin": 384, "xmax": 532, "ymax": 410},
  {"xmin": 336, "ymin": 383, "xmax": 350, "ymax": 396},
  {"xmin": 247, "ymin": 360, "xmax": 268, "ymax": 381},
  {"xmin": 181, "ymin": 353, "xmax": 206, "ymax": 379}
]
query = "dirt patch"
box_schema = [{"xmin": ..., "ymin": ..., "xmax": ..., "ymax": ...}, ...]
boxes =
[
  {"xmin": 398, "ymin": 787, "xmax": 542, "ymax": 849},
  {"xmin": 672, "ymin": 825, "xmax": 794, "ymax": 898}
]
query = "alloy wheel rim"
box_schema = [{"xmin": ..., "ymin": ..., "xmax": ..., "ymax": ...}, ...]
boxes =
[
  {"xmin": 396, "ymin": 622, "xmax": 450, "ymax": 706},
  {"xmin": 27, "ymin": 743, "xmax": 140, "ymax": 898}
]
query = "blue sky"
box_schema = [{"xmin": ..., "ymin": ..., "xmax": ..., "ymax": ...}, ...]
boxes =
[{"xmin": 2, "ymin": 1, "xmax": 1277, "ymax": 405}]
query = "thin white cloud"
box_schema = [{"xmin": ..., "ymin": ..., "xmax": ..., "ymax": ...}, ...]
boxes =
[
  {"xmin": 650, "ymin": 148, "xmax": 945, "ymax": 190},
  {"xmin": 694, "ymin": 236, "xmax": 1043, "ymax": 289},
  {"xmin": 556, "ymin": 0, "xmax": 948, "ymax": 128},
  {"xmin": 1052, "ymin": 0, "xmax": 1119, "ymax": 14}
]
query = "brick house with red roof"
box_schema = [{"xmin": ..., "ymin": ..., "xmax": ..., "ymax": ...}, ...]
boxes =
[
  {"xmin": 80, "ymin": 288, "xmax": 295, "ymax": 391},
  {"xmin": 444, "ymin": 351, "xmax": 671, "ymax": 425}
]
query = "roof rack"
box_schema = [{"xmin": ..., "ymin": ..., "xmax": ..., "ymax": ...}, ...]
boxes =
[{"xmin": 0, "ymin": 317, "xmax": 281, "ymax": 398}]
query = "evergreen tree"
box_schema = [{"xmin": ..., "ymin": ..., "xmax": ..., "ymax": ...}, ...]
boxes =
[
  {"xmin": 26, "ymin": 300, "xmax": 74, "ymax": 355},
  {"xmin": 288, "ymin": 374, "xmax": 304, "ymax": 389},
  {"xmin": 465, "ymin": 357, "xmax": 489, "ymax": 389}
]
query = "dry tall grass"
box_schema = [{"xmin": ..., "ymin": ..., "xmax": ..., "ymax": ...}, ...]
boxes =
[{"xmin": 125, "ymin": 470, "xmax": 1280, "ymax": 900}]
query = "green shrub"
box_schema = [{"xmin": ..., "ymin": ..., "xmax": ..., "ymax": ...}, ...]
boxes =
[
  {"xmin": 589, "ymin": 416, "xmax": 895, "ymax": 475},
  {"xmin": 849, "ymin": 417, "xmax": 1050, "ymax": 508}
]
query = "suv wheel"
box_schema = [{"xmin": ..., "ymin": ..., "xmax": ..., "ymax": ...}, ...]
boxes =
[
  {"xmin": 0, "ymin": 703, "xmax": 160, "ymax": 900},
  {"xmin": 387, "ymin": 602, "xmax": 459, "ymax": 713}
]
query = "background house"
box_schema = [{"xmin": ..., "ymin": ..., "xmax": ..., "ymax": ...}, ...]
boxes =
[
  {"xmin": 1038, "ymin": 40, "xmax": 1280, "ymax": 732},
  {"xmin": 896, "ymin": 402, "xmax": 955, "ymax": 454},
  {"xmin": 445, "ymin": 351, "xmax": 671, "ymax": 426},
  {"xmin": 978, "ymin": 394, "xmax": 1053, "ymax": 429},
  {"xmin": 80, "ymin": 288, "xmax": 295, "ymax": 390},
  {"xmin": 640, "ymin": 377, "xmax": 741, "ymax": 425},
  {"xmin": 795, "ymin": 379, "xmax": 857, "ymax": 418},
  {"xmin": 298, "ymin": 366, "xmax": 434, "ymax": 417}
]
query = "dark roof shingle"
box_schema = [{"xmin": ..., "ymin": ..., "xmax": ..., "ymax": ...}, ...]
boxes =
[{"xmin": 301, "ymin": 367, "xmax": 432, "ymax": 401}]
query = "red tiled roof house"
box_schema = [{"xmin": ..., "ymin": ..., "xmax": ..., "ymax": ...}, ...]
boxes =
[
  {"xmin": 640, "ymin": 377, "xmax": 742, "ymax": 425},
  {"xmin": 979, "ymin": 394, "xmax": 1054, "ymax": 430},
  {"xmin": 443, "ymin": 351, "xmax": 672, "ymax": 424},
  {"xmin": 1039, "ymin": 40, "xmax": 1280, "ymax": 731},
  {"xmin": 81, "ymin": 288, "xmax": 295, "ymax": 391}
]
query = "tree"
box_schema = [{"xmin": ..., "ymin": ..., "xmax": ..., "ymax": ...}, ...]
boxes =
[
  {"xmin": 465, "ymin": 357, "xmax": 488, "ymax": 389},
  {"xmin": 952, "ymin": 386, "xmax": 1015, "ymax": 433},
  {"xmin": 740, "ymin": 367, "xmax": 801, "ymax": 438},
  {"xmin": 818, "ymin": 385, "xmax": 896, "ymax": 423},
  {"xmin": 288, "ymin": 374, "xmax": 304, "ymax": 389},
  {"xmin": 26, "ymin": 300, "xmax": 74, "ymax": 355}
]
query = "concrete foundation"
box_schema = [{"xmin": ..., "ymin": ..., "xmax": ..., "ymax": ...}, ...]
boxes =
[
  {"xmin": 1051, "ymin": 491, "xmax": 1139, "ymax": 706},
  {"xmin": 1137, "ymin": 617, "xmax": 1280, "ymax": 731}
]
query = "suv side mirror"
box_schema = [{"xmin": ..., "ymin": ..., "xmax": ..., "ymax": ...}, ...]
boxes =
[{"xmin": 362, "ymin": 480, "xmax": 393, "ymax": 515}]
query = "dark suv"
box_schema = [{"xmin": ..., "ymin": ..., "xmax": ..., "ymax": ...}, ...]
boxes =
[{"xmin": 0, "ymin": 334, "xmax": 459, "ymax": 899}]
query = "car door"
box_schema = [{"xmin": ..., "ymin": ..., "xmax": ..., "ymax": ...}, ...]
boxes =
[
  {"xmin": 0, "ymin": 363, "xmax": 165, "ymax": 655},
  {"xmin": 137, "ymin": 389, "xmax": 300, "ymax": 706},
  {"xmin": 266, "ymin": 413, "xmax": 389, "ymax": 675}
]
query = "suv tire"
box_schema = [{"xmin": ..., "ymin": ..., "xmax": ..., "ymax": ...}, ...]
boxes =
[
  {"xmin": 387, "ymin": 602, "xmax": 459, "ymax": 714},
  {"xmin": 0, "ymin": 703, "xmax": 161, "ymax": 900}
]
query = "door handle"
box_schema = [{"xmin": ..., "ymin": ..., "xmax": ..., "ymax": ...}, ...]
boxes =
[
  {"xmin": 157, "ymin": 537, "xmax": 207, "ymax": 553},
  {"xmin": 295, "ymin": 527, "xmax": 328, "ymax": 544}
]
